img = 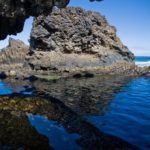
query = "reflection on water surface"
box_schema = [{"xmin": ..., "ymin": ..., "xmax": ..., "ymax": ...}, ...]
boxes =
[{"xmin": 0, "ymin": 75, "xmax": 149, "ymax": 149}]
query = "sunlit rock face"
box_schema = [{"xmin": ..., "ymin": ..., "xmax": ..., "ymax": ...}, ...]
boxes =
[
  {"xmin": 0, "ymin": 0, "xmax": 70, "ymax": 40},
  {"xmin": 27, "ymin": 7, "xmax": 134, "ymax": 72},
  {"xmin": 0, "ymin": 38, "xmax": 29, "ymax": 76},
  {"xmin": 0, "ymin": 38, "xmax": 29, "ymax": 64}
]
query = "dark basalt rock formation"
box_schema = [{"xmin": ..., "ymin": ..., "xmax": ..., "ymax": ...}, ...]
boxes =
[
  {"xmin": 27, "ymin": 7, "xmax": 134, "ymax": 72},
  {"xmin": 0, "ymin": 0, "xmax": 101, "ymax": 40},
  {"xmin": 0, "ymin": 0, "xmax": 70, "ymax": 40}
]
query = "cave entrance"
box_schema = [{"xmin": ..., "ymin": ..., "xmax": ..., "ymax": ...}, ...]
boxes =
[{"xmin": 0, "ymin": 17, "xmax": 34, "ymax": 50}]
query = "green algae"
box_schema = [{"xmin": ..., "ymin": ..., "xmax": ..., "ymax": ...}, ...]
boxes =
[
  {"xmin": 0, "ymin": 94, "xmax": 138, "ymax": 150},
  {"xmin": 36, "ymin": 75, "xmax": 61, "ymax": 81}
]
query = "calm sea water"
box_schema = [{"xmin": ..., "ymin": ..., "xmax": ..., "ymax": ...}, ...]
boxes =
[
  {"xmin": 0, "ymin": 70, "xmax": 150, "ymax": 149},
  {"xmin": 135, "ymin": 56, "xmax": 150, "ymax": 67},
  {"xmin": 85, "ymin": 77, "xmax": 150, "ymax": 150}
]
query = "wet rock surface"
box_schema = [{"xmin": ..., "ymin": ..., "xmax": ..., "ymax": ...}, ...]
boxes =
[
  {"xmin": 27, "ymin": 7, "xmax": 134, "ymax": 72},
  {"xmin": 0, "ymin": 72, "xmax": 7, "ymax": 79},
  {"xmin": 0, "ymin": 92, "xmax": 138, "ymax": 150}
]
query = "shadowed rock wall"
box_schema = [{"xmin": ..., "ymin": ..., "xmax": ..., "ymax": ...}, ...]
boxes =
[{"xmin": 0, "ymin": 0, "xmax": 70, "ymax": 40}]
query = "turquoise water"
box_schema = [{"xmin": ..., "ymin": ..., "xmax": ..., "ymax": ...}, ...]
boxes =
[
  {"xmin": 135, "ymin": 56, "xmax": 150, "ymax": 62},
  {"xmin": 135, "ymin": 56, "xmax": 150, "ymax": 67}
]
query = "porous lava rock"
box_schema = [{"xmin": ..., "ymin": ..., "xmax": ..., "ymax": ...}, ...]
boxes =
[
  {"xmin": 0, "ymin": 0, "xmax": 70, "ymax": 40},
  {"xmin": 27, "ymin": 7, "xmax": 134, "ymax": 72}
]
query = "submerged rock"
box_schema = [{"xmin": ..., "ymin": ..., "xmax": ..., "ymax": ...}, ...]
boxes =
[
  {"xmin": 84, "ymin": 72, "xmax": 95, "ymax": 78},
  {"xmin": 0, "ymin": 71, "xmax": 7, "ymax": 79},
  {"xmin": 27, "ymin": 7, "xmax": 134, "ymax": 73},
  {"xmin": 142, "ymin": 71, "xmax": 150, "ymax": 77},
  {"xmin": 0, "ymin": 95, "xmax": 138, "ymax": 150},
  {"xmin": 24, "ymin": 75, "xmax": 39, "ymax": 82}
]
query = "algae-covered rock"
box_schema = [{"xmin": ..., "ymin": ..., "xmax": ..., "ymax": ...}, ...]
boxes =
[{"xmin": 0, "ymin": 94, "xmax": 138, "ymax": 150}]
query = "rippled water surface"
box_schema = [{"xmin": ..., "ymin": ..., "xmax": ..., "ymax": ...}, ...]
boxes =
[
  {"xmin": 0, "ymin": 76, "xmax": 150, "ymax": 150},
  {"xmin": 85, "ymin": 77, "xmax": 150, "ymax": 150}
]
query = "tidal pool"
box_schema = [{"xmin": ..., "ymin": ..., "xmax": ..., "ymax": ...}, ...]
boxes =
[{"xmin": 0, "ymin": 76, "xmax": 149, "ymax": 150}]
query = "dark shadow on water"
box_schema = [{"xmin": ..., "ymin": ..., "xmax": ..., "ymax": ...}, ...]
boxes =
[{"xmin": 33, "ymin": 75, "xmax": 133, "ymax": 116}]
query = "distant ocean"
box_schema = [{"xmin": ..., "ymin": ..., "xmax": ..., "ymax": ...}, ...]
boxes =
[{"xmin": 135, "ymin": 56, "xmax": 150, "ymax": 67}]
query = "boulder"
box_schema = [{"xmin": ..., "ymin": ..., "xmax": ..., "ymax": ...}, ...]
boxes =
[
  {"xmin": 23, "ymin": 75, "xmax": 38, "ymax": 82},
  {"xmin": 84, "ymin": 72, "xmax": 95, "ymax": 78},
  {"xmin": 0, "ymin": 71, "xmax": 7, "ymax": 79},
  {"xmin": 142, "ymin": 71, "xmax": 150, "ymax": 77},
  {"xmin": 27, "ymin": 7, "xmax": 134, "ymax": 73}
]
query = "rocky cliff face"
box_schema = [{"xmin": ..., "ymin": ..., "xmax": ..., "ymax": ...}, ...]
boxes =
[
  {"xmin": 27, "ymin": 7, "xmax": 134, "ymax": 72},
  {"xmin": 0, "ymin": 38, "xmax": 29, "ymax": 76},
  {"xmin": 0, "ymin": 38, "xmax": 29, "ymax": 64}
]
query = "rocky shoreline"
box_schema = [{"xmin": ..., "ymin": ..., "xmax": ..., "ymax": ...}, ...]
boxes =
[
  {"xmin": 0, "ymin": 38, "xmax": 149, "ymax": 79},
  {"xmin": 0, "ymin": 7, "xmax": 150, "ymax": 79}
]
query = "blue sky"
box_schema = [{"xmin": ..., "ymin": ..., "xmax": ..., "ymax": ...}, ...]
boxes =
[{"xmin": 0, "ymin": 0, "xmax": 150, "ymax": 56}]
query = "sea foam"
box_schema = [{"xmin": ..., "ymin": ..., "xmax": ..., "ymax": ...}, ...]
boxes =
[{"xmin": 135, "ymin": 61, "xmax": 150, "ymax": 67}]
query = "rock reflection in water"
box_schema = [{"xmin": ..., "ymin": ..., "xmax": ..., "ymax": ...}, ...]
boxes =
[
  {"xmin": 3, "ymin": 78, "xmax": 33, "ymax": 94},
  {"xmin": 0, "ymin": 111, "xmax": 51, "ymax": 150},
  {"xmin": 0, "ymin": 80, "xmax": 13, "ymax": 95},
  {"xmin": 28, "ymin": 114, "xmax": 82, "ymax": 150},
  {"xmin": 0, "ymin": 92, "xmax": 137, "ymax": 150},
  {"xmin": 33, "ymin": 75, "xmax": 133, "ymax": 116}
]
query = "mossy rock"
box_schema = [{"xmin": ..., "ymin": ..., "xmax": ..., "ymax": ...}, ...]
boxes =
[{"xmin": 36, "ymin": 75, "xmax": 61, "ymax": 81}]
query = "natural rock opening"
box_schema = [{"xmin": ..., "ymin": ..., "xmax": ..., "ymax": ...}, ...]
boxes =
[
  {"xmin": 0, "ymin": 17, "xmax": 33, "ymax": 49},
  {"xmin": 0, "ymin": 0, "xmax": 70, "ymax": 40}
]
